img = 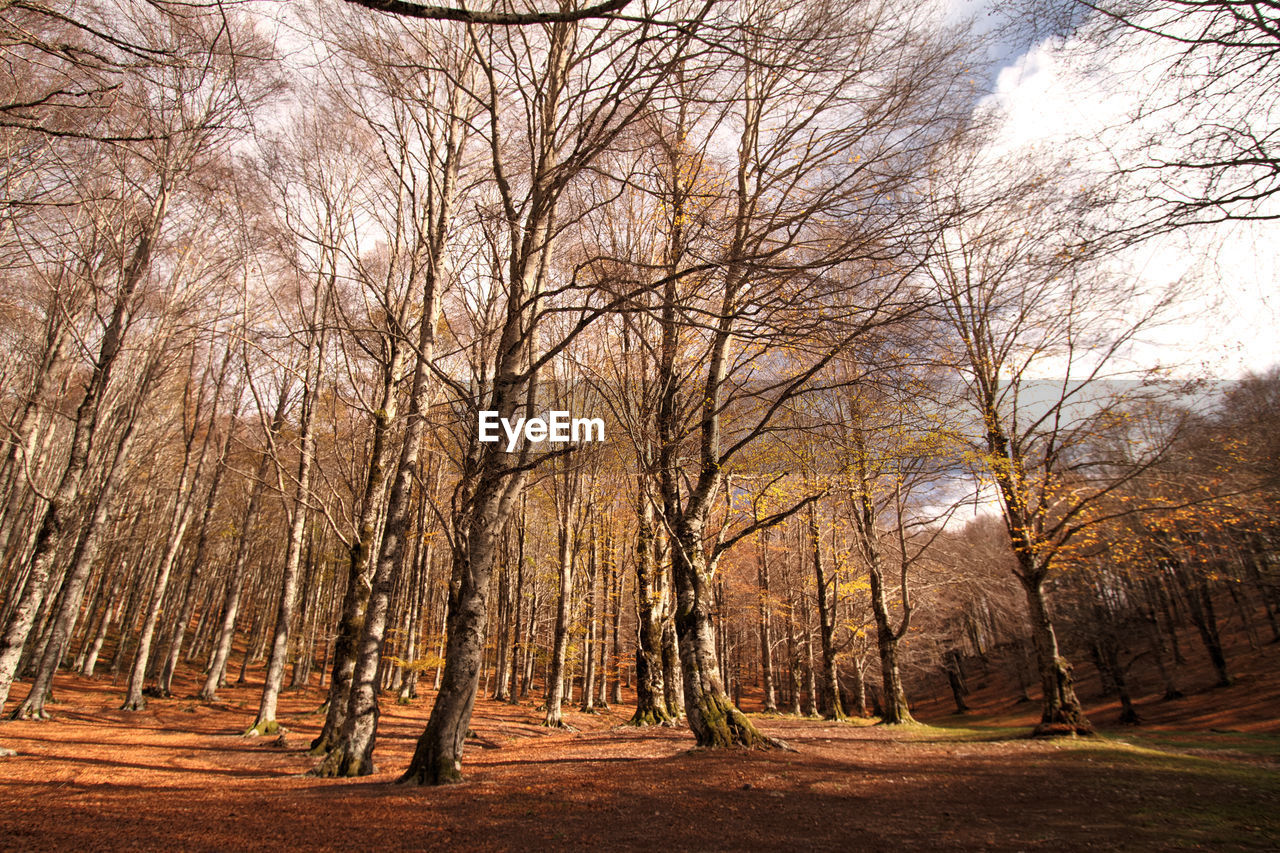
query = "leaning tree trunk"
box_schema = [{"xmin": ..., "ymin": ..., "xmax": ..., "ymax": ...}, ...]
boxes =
[
  {"xmin": 124, "ymin": 346, "xmax": 225, "ymax": 713},
  {"xmin": 157, "ymin": 413, "xmax": 237, "ymax": 696},
  {"xmin": 399, "ymin": 475, "xmax": 512, "ymax": 786},
  {"xmin": 1020, "ymin": 571, "xmax": 1092, "ymax": 735},
  {"xmin": 16, "ymin": 398, "xmax": 143, "ymax": 719},
  {"xmin": 0, "ymin": 184, "xmax": 168, "ymax": 715}
]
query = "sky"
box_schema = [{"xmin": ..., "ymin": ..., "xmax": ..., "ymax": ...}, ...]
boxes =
[{"xmin": 978, "ymin": 16, "xmax": 1280, "ymax": 380}]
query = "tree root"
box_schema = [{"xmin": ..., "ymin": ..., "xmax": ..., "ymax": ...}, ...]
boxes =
[
  {"xmin": 1031, "ymin": 721, "xmax": 1094, "ymax": 737},
  {"xmin": 244, "ymin": 719, "xmax": 281, "ymax": 737},
  {"xmin": 10, "ymin": 705, "xmax": 50, "ymax": 721},
  {"xmin": 627, "ymin": 707, "xmax": 674, "ymax": 727},
  {"xmin": 309, "ymin": 743, "xmax": 374, "ymax": 778}
]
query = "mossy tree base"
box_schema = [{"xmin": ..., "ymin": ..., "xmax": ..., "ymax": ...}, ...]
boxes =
[
  {"xmin": 690, "ymin": 692, "xmax": 788, "ymax": 750},
  {"xmin": 1031, "ymin": 721, "xmax": 1094, "ymax": 737},
  {"xmin": 244, "ymin": 719, "xmax": 281, "ymax": 737},
  {"xmin": 1031, "ymin": 655, "xmax": 1094, "ymax": 737},
  {"xmin": 397, "ymin": 750, "xmax": 463, "ymax": 786},
  {"xmin": 308, "ymin": 733, "xmax": 336, "ymax": 756},
  {"xmin": 628, "ymin": 707, "xmax": 674, "ymax": 727},
  {"xmin": 310, "ymin": 743, "xmax": 375, "ymax": 778},
  {"xmin": 878, "ymin": 708, "xmax": 916, "ymax": 726},
  {"xmin": 120, "ymin": 697, "xmax": 146, "ymax": 712}
]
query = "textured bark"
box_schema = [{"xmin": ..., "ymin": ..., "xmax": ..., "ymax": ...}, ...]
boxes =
[
  {"xmin": 670, "ymin": 519, "xmax": 772, "ymax": 748},
  {"xmin": 399, "ymin": 474, "xmax": 512, "ymax": 785},
  {"xmin": 315, "ymin": 293, "xmax": 444, "ymax": 773},
  {"xmin": 1021, "ymin": 573, "xmax": 1092, "ymax": 736},
  {"xmin": 309, "ymin": 344, "xmax": 405, "ymax": 753},
  {"xmin": 630, "ymin": 491, "xmax": 670, "ymax": 724}
]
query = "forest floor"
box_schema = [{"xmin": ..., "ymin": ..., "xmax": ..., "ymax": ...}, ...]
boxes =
[{"xmin": 1, "ymin": 668, "xmax": 1278, "ymax": 852}]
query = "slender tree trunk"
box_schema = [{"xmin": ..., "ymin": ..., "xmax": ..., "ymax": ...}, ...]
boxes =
[
  {"xmin": 807, "ymin": 501, "xmax": 844, "ymax": 720},
  {"xmin": 158, "ymin": 415, "xmax": 237, "ymax": 696},
  {"xmin": 16, "ymin": 398, "xmax": 144, "ymax": 718},
  {"xmin": 608, "ymin": 534, "xmax": 623, "ymax": 706},
  {"xmin": 757, "ymin": 526, "xmax": 776, "ymax": 713},
  {"xmin": 506, "ymin": 504, "xmax": 525, "ymax": 704},
  {"xmin": 0, "ymin": 185, "xmax": 169, "ymax": 713},
  {"xmin": 543, "ymin": 521, "xmax": 575, "ymax": 728},
  {"xmin": 248, "ymin": 353, "xmax": 321, "ymax": 734},
  {"xmin": 199, "ymin": 380, "xmax": 291, "ymax": 702},
  {"xmin": 580, "ymin": 532, "xmax": 598, "ymax": 712}
]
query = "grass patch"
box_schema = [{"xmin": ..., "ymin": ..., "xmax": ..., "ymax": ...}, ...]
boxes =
[
  {"xmin": 906, "ymin": 721, "xmax": 1031, "ymax": 742},
  {"xmin": 1047, "ymin": 738, "xmax": 1280, "ymax": 849},
  {"xmin": 1108, "ymin": 729, "xmax": 1280, "ymax": 760}
]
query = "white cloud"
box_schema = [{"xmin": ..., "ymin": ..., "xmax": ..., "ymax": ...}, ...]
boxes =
[{"xmin": 980, "ymin": 33, "xmax": 1280, "ymax": 379}]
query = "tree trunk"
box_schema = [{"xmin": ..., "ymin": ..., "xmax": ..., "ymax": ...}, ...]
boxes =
[
  {"xmin": 580, "ymin": 533, "xmax": 598, "ymax": 713},
  {"xmin": 630, "ymin": 492, "xmax": 669, "ymax": 725},
  {"xmin": 807, "ymin": 501, "xmax": 844, "ymax": 720},
  {"xmin": 543, "ymin": 521, "xmax": 575, "ymax": 728},
  {"xmin": 17, "ymin": 400, "xmax": 144, "ymax": 718},
  {"xmin": 248, "ymin": 351, "xmax": 321, "ymax": 734},
  {"xmin": 0, "ymin": 184, "xmax": 168, "ymax": 714},
  {"xmin": 199, "ymin": 381, "xmax": 291, "ymax": 702},
  {"xmin": 399, "ymin": 478, "xmax": 511, "ymax": 785},
  {"xmin": 309, "ymin": 345, "xmax": 405, "ymax": 753},
  {"xmin": 1020, "ymin": 572, "xmax": 1092, "ymax": 736},
  {"xmin": 670, "ymin": 522, "xmax": 771, "ymax": 748},
  {"xmin": 757, "ymin": 526, "xmax": 776, "ymax": 713}
]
